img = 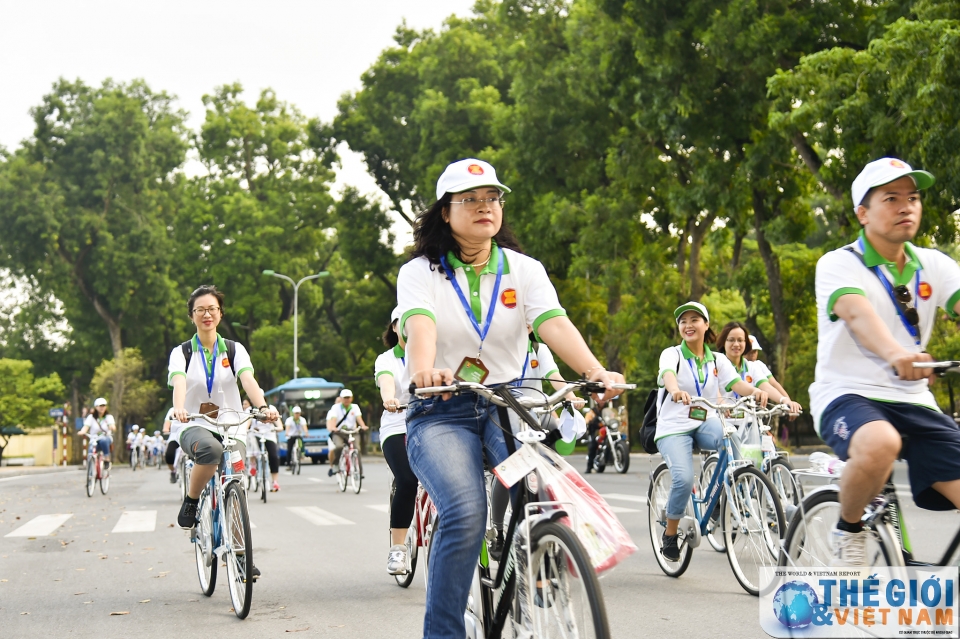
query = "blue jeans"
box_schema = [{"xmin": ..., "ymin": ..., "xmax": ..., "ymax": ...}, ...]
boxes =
[
  {"xmin": 406, "ymin": 392, "xmax": 509, "ymax": 639},
  {"xmin": 657, "ymin": 418, "xmax": 724, "ymax": 520}
]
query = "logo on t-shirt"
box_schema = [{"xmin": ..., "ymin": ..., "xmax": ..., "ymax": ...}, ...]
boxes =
[
  {"xmin": 746, "ymin": 375, "xmax": 753, "ymax": 383},
  {"xmin": 221, "ymin": 357, "xmax": 231, "ymax": 368},
  {"xmin": 919, "ymin": 281, "xmax": 932, "ymax": 300},
  {"xmin": 500, "ymin": 289, "xmax": 517, "ymax": 308},
  {"xmin": 467, "ymin": 164, "xmax": 485, "ymax": 175},
  {"xmin": 531, "ymin": 359, "xmax": 539, "ymax": 368}
]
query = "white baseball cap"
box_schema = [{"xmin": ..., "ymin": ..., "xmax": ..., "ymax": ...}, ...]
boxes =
[
  {"xmin": 390, "ymin": 306, "xmax": 401, "ymax": 323},
  {"xmin": 292, "ymin": 406, "xmax": 301, "ymax": 413},
  {"xmin": 851, "ymin": 157, "xmax": 934, "ymax": 210},
  {"xmin": 435, "ymin": 159, "xmax": 511, "ymax": 200},
  {"xmin": 749, "ymin": 335, "xmax": 762, "ymax": 351},
  {"xmin": 94, "ymin": 397, "xmax": 107, "ymax": 407},
  {"xmin": 340, "ymin": 389, "xmax": 353, "ymax": 398},
  {"xmin": 674, "ymin": 301, "xmax": 709, "ymax": 324}
]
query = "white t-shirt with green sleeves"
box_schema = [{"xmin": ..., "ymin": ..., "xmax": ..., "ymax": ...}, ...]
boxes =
[
  {"xmin": 326, "ymin": 403, "xmax": 362, "ymax": 431},
  {"xmin": 810, "ymin": 231, "xmax": 960, "ymax": 433},
  {"xmin": 374, "ymin": 345, "xmax": 409, "ymax": 442},
  {"xmin": 655, "ymin": 343, "xmax": 740, "ymax": 440}
]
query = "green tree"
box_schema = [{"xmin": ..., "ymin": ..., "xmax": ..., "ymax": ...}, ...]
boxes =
[
  {"xmin": 90, "ymin": 348, "xmax": 162, "ymax": 427},
  {"xmin": 0, "ymin": 359, "xmax": 64, "ymax": 429}
]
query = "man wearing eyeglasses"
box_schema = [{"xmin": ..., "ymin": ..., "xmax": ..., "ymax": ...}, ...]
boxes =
[{"xmin": 811, "ymin": 157, "xmax": 960, "ymax": 566}]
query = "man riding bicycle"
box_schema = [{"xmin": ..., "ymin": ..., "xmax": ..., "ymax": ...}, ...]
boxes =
[
  {"xmin": 325, "ymin": 389, "xmax": 367, "ymax": 477},
  {"xmin": 284, "ymin": 405, "xmax": 309, "ymax": 469},
  {"xmin": 811, "ymin": 157, "xmax": 960, "ymax": 566}
]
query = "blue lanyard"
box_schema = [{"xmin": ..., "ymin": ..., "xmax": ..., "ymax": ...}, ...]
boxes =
[
  {"xmin": 733, "ymin": 359, "xmax": 748, "ymax": 399},
  {"xmin": 439, "ymin": 247, "xmax": 504, "ymax": 358},
  {"xmin": 196, "ymin": 335, "xmax": 219, "ymax": 396},
  {"xmin": 859, "ymin": 239, "xmax": 921, "ymax": 345},
  {"xmin": 686, "ymin": 357, "xmax": 708, "ymax": 397}
]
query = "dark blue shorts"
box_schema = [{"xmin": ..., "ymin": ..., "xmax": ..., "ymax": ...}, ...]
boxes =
[{"xmin": 820, "ymin": 394, "xmax": 960, "ymax": 511}]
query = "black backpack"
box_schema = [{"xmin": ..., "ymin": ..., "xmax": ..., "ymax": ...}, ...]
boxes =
[
  {"xmin": 182, "ymin": 339, "xmax": 238, "ymax": 377},
  {"xmin": 639, "ymin": 352, "xmax": 680, "ymax": 454}
]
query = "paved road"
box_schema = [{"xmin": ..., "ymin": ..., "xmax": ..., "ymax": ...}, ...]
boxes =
[{"xmin": 0, "ymin": 456, "xmax": 954, "ymax": 638}]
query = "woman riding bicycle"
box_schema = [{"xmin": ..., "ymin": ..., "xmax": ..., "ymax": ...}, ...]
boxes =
[
  {"xmin": 656, "ymin": 302, "xmax": 769, "ymax": 562},
  {"xmin": 78, "ymin": 397, "xmax": 115, "ymax": 467},
  {"xmin": 247, "ymin": 401, "xmax": 283, "ymax": 492},
  {"xmin": 397, "ymin": 158, "xmax": 624, "ymax": 638},
  {"xmin": 375, "ymin": 307, "xmax": 419, "ymax": 576},
  {"xmin": 168, "ymin": 285, "xmax": 278, "ymax": 574}
]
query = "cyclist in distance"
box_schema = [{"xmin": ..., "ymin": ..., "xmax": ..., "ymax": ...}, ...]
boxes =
[
  {"xmin": 583, "ymin": 404, "xmax": 604, "ymax": 473},
  {"xmin": 745, "ymin": 335, "xmax": 789, "ymax": 398},
  {"xmin": 284, "ymin": 405, "xmax": 309, "ymax": 469},
  {"xmin": 810, "ymin": 158, "xmax": 960, "ymax": 565},
  {"xmin": 397, "ymin": 157, "xmax": 625, "ymax": 638},
  {"xmin": 656, "ymin": 302, "xmax": 770, "ymax": 561},
  {"xmin": 326, "ymin": 389, "xmax": 367, "ymax": 477},
  {"xmin": 162, "ymin": 406, "xmax": 181, "ymax": 482},
  {"xmin": 78, "ymin": 397, "xmax": 115, "ymax": 468},
  {"xmin": 375, "ymin": 307, "xmax": 418, "ymax": 575},
  {"xmin": 169, "ymin": 285, "xmax": 278, "ymax": 549}
]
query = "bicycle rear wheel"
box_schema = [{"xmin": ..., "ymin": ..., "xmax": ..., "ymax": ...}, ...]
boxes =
[
  {"xmin": 647, "ymin": 462, "xmax": 693, "ymax": 577},
  {"xmin": 194, "ymin": 490, "xmax": 217, "ymax": 596},
  {"xmin": 224, "ymin": 482, "xmax": 254, "ymax": 619},
  {"xmin": 766, "ymin": 457, "xmax": 802, "ymax": 515},
  {"xmin": 350, "ymin": 450, "xmax": 362, "ymax": 494},
  {"xmin": 99, "ymin": 462, "xmax": 110, "ymax": 495},
  {"xmin": 260, "ymin": 455, "xmax": 268, "ymax": 503},
  {"xmin": 86, "ymin": 458, "xmax": 96, "ymax": 497},
  {"xmin": 722, "ymin": 465, "xmax": 785, "ymax": 596},
  {"xmin": 779, "ymin": 486, "xmax": 900, "ymax": 568},
  {"xmin": 514, "ymin": 520, "xmax": 610, "ymax": 639}
]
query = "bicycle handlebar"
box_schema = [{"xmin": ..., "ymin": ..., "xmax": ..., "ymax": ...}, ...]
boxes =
[
  {"xmin": 688, "ymin": 396, "xmax": 756, "ymax": 411},
  {"xmin": 913, "ymin": 361, "xmax": 960, "ymax": 375},
  {"xmin": 410, "ymin": 380, "xmax": 635, "ymax": 411}
]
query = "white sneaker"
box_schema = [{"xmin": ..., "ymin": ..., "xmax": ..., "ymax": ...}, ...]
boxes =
[
  {"xmin": 387, "ymin": 544, "xmax": 407, "ymax": 575},
  {"xmin": 831, "ymin": 526, "xmax": 867, "ymax": 566}
]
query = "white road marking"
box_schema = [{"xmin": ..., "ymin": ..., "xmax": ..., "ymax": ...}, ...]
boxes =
[
  {"xmin": 600, "ymin": 493, "xmax": 646, "ymax": 504},
  {"xmin": 6, "ymin": 514, "xmax": 74, "ymax": 537},
  {"xmin": 366, "ymin": 505, "xmax": 389, "ymax": 513},
  {"xmin": 308, "ymin": 478, "xmax": 322, "ymax": 483},
  {"xmin": 287, "ymin": 507, "xmax": 354, "ymax": 526},
  {"xmin": 111, "ymin": 511, "xmax": 156, "ymax": 533},
  {"xmin": 608, "ymin": 506, "xmax": 641, "ymax": 514}
]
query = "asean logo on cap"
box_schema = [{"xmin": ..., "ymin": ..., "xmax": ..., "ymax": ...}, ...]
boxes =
[
  {"xmin": 890, "ymin": 159, "xmax": 907, "ymax": 169},
  {"xmin": 500, "ymin": 289, "xmax": 517, "ymax": 308},
  {"xmin": 467, "ymin": 164, "xmax": 485, "ymax": 175},
  {"xmin": 919, "ymin": 281, "xmax": 933, "ymax": 300}
]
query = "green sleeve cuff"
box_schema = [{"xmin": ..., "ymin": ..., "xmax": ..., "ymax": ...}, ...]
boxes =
[
  {"xmin": 400, "ymin": 308, "xmax": 436, "ymax": 337},
  {"xmin": 753, "ymin": 377, "xmax": 770, "ymax": 387},
  {"xmin": 543, "ymin": 368, "xmax": 560, "ymax": 380},
  {"xmin": 532, "ymin": 309, "xmax": 567, "ymax": 341},
  {"xmin": 946, "ymin": 288, "xmax": 960, "ymax": 319},
  {"xmin": 376, "ymin": 371, "xmax": 394, "ymax": 379},
  {"xmin": 657, "ymin": 369, "xmax": 674, "ymax": 387},
  {"xmin": 167, "ymin": 371, "xmax": 186, "ymax": 388},
  {"xmin": 827, "ymin": 287, "xmax": 865, "ymax": 321},
  {"xmin": 725, "ymin": 379, "xmax": 739, "ymax": 392},
  {"xmin": 236, "ymin": 367, "xmax": 254, "ymax": 378}
]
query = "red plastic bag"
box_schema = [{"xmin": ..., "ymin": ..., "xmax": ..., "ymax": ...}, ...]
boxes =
[{"xmin": 534, "ymin": 445, "xmax": 637, "ymax": 574}]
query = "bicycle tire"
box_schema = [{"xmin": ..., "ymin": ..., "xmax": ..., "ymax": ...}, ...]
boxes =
[
  {"xmin": 722, "ymin": 465, "xmax": 785, "ymax": 596},
  {"xmin": 513, "ymin": 520, "xmax": 610, "ymax": 639},
  {"xmin": 260, "ymin": 455, "xmax": 268, "ymax": 504},
  {"xmin": 86, "ymin": 458, "xmax": 96, "ymax": 497},
  {"xmin": 195, "ymin": 490, "xmax": 217, "ymax": 597},
  {"xmin": 395, "ymin": 525, "xmax": 418, "ymax": 588},
  {"xmin": 350, "ymin": 450, "xmax": 362, "ymax": 494},
  {"xmin": 647, "ymin": 462, "xmax": 693, "ymax": 577},
  {"xmin": 613, "ymin": 441, "xmax": 630, "ymax": 473},
  {"xmin": 337, "ymin": 455, "xmax": 347, "ymax": 492},
  {"xmin": 179, "ymin": 459, "xmax": 189, "ymax": 502},
  {"xmin": 130, "ymin": 449, "xmax": 137, "ymax": 471},
  {"xmin": 224, "ymin": 482, "xmax": 254, "ymax": 619},
  {"xmin": 766, "ymin": 457, "xmax": 803, "ymax": 513},
  {"xmin": 699, "ymin": 454, "xmax": 726, "ymax": 553},
  {"xmin": 99, "ymin": 463, "xmax": 110, "ymax": 495},
  {"xmin": 779, "ymin": 486, "xmax": 901, "ymax": 568}
]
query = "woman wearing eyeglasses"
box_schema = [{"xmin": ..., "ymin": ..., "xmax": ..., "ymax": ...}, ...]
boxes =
[
  {"xmin": 397, "ymin": 158, "xmax": 625, "ymax": 638},
  {"xmin": 168, "ymin": 285, "xmax": 279, "ymax": 547}
]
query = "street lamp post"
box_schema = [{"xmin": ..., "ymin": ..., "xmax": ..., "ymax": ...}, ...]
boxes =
[{"xmin": 262, "ymin": 270, "xmax": 330, "ymax": 379}]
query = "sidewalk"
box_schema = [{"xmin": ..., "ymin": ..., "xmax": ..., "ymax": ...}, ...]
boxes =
[{"xmin": 0, "ymin": 464, "xmax": 80, "ymax": 478}]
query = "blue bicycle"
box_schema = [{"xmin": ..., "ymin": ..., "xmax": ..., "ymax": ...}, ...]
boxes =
[
  {"xmin": 647, "ymin": 397, "xmax": 786, "ymax": 595},
  {"xmin": 188, "ymin": 409, "xmax": 265, "ymax": 619}
]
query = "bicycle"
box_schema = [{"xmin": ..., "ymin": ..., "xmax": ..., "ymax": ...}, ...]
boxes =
[
  {"xmin": 176, "ymin": 446, "xmax": 194, "ymax": 501},
  {"xmin": 698, "ymin": 402, "xmax": 802, "ymax": 553},
  {"xmin": 84, "ymin": 435, "xmax": 110, "ymax": 497},
  {"xmin": 187, "ymin": 408, "xmax": 265, "ymax": 620},
  {"xmin": 129, "ymin": 443, "xmax": 140, "ymax": 471},
  {"xmin": 390, "ymin": 479, "xmax": 437, "ymax": 589},
  {"xmin": 335, "ymin": 427, "xmax": 362, "ymax": 494},
  {"xmin": 647, "ymin": 396, "xmax": 786, "ymax": 596},
  {"xmin": 780, "ymin": 360, "xmax": 960, "ymax": 570},
  {"xmin": 288, "ymin": 436, "xmax": 303, "ymax": 475},
  {"xmin": 413, "ymin": 379, "xmax": 634, "ymax": 639},
  {"xmin": 246, "ymin": 432, "xmax": 270, "ymax": 504}
]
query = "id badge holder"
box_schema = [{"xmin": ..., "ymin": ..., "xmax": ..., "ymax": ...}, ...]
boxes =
[
  {"xmin": 455, "ymin": 357, "xmax": 489, "ymax": 384},
  {"xmin": 199, "ymin": 402, "xmax": 220, "ymax": 419},
  {"xmin": 688, "ymin": 406, "xmax": 707, "ymax": 422}
]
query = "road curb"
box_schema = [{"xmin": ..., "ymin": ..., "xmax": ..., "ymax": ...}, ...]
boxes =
[{"xmin": 0, "ymin": 465, "xmax": 80, "ymax": 478}]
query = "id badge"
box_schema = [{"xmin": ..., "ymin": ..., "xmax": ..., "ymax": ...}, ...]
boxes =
[
  {"xmin": 455, "ymin": 357, "xmax": 489, "ymax": 384},
  {"xmin": 688, "ymin": 406, "xmax": 707, "ymax": 422},
  {"xmin": 199, "ymin": 402, "xmax": 220, "ymax": 419}
]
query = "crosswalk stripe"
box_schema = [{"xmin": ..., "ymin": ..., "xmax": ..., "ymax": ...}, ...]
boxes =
[
  {"xmin": 608, "ymin": 505, "xmax": 641, "ymax": 514},
  {"xmin": 5, "ymin": 513, "xmax": 74, "ymax": 537},
  {"xmin": 287, "ymin": 506, "xmax": 354, "ymax": 526},
  {"xmin": 111, "ymin": 511, "xmax": 156, "ymax": 533},
  {"xmin": 366, "ymin": 504, "xmax": 389, "ymax": 513},
  {"xmin": 308, "ymin": 478, "xmax": 322, "ymax": 483},
  {"xmin": 600, "ymin": 493, "xmax": 646, "ymax": 504}
]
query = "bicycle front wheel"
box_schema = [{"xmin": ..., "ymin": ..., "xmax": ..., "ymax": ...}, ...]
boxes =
[
  {"xmin": 722, "ymin": 465, "xmax": 785, "ymax": 596},
  {"xmin": 99, "ymin": 463, "xmax": 110, "ymax": 495},
  {"xmin": 350, "ymin": 450, "xmax": 362, "ymax": 494},
  {"xmin": 647, "ymin": 462, "xmax": 693, "ymax": 577},
  {"xmin": 766, "ymin": 457, "xmax": 803, "ymax": 514},
  {"xmin": 699, "ymin": 454, "xmax": 725, "ymax": 553},
  {"xmin": 513, "ymin": 520, "xmax": 609, "ymax": 639},
  {"xmin": 337, "ymin": 456, "xmax": 347, "ymax": 492},
  {"xmin": 86, "ymin": 458, "xmax": 96, "ymax": 497},
  {"xmin": 224, "ymin": 482, "xmax": 254, "ymax": 619},
  {"xmin": 194, "ymin": 491, "xmax": 217, "ymax": 597},
  {"xmin": 260, "ymin": 455, "xmax": 268, "ymax": 503},
  {"xmin": 779, "ymin": 486, "xmax": 900, "ymax": 568}
]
